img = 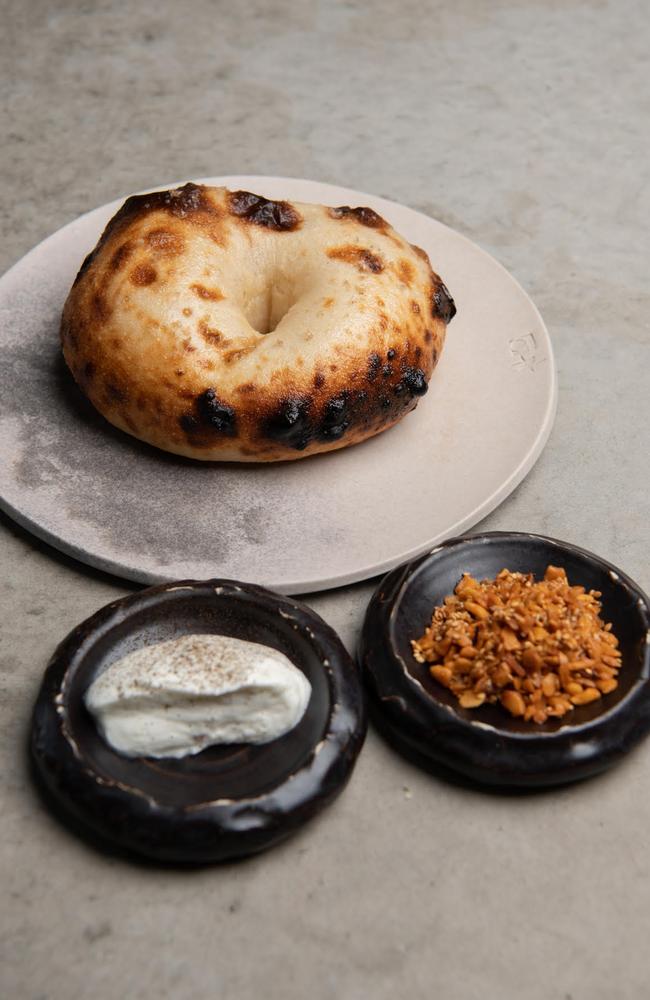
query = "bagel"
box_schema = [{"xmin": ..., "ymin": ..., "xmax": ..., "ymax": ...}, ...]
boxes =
[{"xmin": 61, "ymin": 183, "xmax": 456, "ymax": 462}]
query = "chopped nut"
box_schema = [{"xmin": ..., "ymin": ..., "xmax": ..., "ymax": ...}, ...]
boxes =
[
  {"xmin": 459, "ymin": 691, "xmax": 486, "ymax": 708},
  {"xmin": 570, "ymin": 688, "xmax": 601, "ymax": 706},
  {"xmin": 541, "ymin": 673, "xmax": 558, "ymax": 697},
  {"xmin": 522, "ymin": 647, "xmax": 543, "ymax": 671},
  {"xmin": 501, "ymin": 690, "xmax": 526, "ymax": 716},
  {"xmin": 501, "ymin": 627, "xmax": 521, "ymax": 651},
  {"xmin": 492, "ymin": 665, "xmax": 512, "ymax": 687},
  {"xmin": 411, "ymin": 566, "xmax": 622, "ymax": 726},
  {"xmin": 431, "ymin": 665, "xmax": 452, "ymax": 686}
]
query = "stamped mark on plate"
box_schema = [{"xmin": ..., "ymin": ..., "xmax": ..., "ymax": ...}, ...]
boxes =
[{"xmin": 509, "ymin": 332, "xmax": 546, "ymax": 372}]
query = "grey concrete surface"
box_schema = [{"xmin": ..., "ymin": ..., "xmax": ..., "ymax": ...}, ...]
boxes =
[{"xmin": 1, "ymin": 1, "xmax": 649, "ymax": 998}]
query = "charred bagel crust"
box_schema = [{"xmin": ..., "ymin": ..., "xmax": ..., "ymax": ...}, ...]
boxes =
[{"xmin": 61, "ymin": 183, "xmax": 456, "ymax": 462}]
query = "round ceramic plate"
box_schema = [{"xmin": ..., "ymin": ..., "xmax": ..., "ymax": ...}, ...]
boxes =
[{"xmin": 0, "ymin": 176, "xmax": 556, "ymax": 594}]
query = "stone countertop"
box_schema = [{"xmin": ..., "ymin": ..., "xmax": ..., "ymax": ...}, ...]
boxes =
[{"xmin": 2, "ymin": 2, "xmax": 649, "ymax": 998}]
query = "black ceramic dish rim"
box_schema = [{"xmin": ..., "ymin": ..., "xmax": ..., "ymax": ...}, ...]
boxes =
[
  {"xmin": 360, "ymin": 531, "xmax": 650, "ymax": 788},
  {"xmin": 30, "ymin": 578, "xmax": 367, "ymax": 863}
]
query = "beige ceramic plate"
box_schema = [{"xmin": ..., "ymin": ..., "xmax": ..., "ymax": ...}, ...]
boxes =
[{"xmin": 0, "ymin": 176, "xmax": 556, "ymax": 593}]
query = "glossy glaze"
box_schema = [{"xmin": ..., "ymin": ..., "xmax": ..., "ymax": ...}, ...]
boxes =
[{"xmin": 31, "ymin": 580, "xmax": 367, "ymax": 862}]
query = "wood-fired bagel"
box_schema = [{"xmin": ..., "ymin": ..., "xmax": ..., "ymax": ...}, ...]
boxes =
[{"xmin": 61, "ymin": 183, "xmax": 456, "ymax": 461}]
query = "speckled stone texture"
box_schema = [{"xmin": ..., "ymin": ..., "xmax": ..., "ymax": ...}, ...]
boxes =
[{"xmin": 1, "ymin": 2, "xmax": 649, "ymax": 999}]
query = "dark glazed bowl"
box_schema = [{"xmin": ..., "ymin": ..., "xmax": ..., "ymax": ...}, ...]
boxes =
[
  {"xmin": 359, "ymin": 532, "xmax": 650, "ymax": 788},
  {"xmin": 31, "ymin": 579, "xmax": 366, "ymax": 863}
]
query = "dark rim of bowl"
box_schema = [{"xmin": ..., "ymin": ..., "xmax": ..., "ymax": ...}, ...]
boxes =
[
  {"xmin": 31, "ymin": 578, "xmax": 367, "ymax": 863},
  {"xmin": 360, "ymin": 531, "xmax": 650, "ymax": 787}
]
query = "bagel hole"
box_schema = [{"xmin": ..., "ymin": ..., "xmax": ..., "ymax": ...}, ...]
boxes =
[{"xmin": 245, "ymin": 282, "xmax": 299, "ymax": 336}]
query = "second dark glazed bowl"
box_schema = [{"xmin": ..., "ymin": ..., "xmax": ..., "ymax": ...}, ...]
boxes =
[
  {"xmin": 31, "ymin": 579, "xmax": 367, "ymax": 863},
  {"xmin": 359, "ymin": 532, "xmax": 650, "ymax": 788}
]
